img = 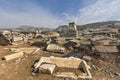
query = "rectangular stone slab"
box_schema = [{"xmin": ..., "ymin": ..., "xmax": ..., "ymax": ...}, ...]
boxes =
[
  {"xmin": 35, "ymin": 56, "xmax": 82, "ymax": 69},
  {"xmin": 3, "ymin": 52, "xmax": 24, "ymax": 61}
]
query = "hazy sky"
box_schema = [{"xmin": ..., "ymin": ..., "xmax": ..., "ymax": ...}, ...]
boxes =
[{"xmin": 0, "ymin": 0, "xmax": 120, "ymax": 28}]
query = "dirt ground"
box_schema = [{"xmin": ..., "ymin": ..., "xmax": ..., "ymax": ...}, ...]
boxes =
[{"xmin": 0, "ymin": 41, "xmax": 120, "ymax": 80}]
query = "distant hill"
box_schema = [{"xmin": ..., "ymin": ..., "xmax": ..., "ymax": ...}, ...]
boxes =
[
  {"xmin": 0, "ymin": 25, "xmax": 53, "ymax": 32},
  {"xmin": 78, "ymin": 21, "xmax": 120, "ymax": 29},
  {"xmin": 55, "ymin": 21, "xmax": 120, "ymax": 31},
  {"xmin": 17, "ymin": 25, "xmax": 53, "ymax": 32}
]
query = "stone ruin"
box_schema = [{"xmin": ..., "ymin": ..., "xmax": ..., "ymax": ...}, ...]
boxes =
[
  {"xmin": 32, "ymin": 56, "xmax": 92, "ymax": 79},
  {"xmin": 46, "ymin": 44, "xmax": 66, "ymax": 53}
]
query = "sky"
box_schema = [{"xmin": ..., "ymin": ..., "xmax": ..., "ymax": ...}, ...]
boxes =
[{"xmin": 0, "ymin": 0, "xmax": 120, "ymax": 28}]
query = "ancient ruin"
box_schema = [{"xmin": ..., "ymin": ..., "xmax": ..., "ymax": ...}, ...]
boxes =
[
  {"xmin": 33, "ymin": 56, "xmax": 92, "ymax": 79},
  {"xmin": 0, "ymin": 21, "xmax": 120, "ymax": 80}
]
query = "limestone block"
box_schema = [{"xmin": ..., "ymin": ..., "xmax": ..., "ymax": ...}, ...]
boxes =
[
  {"xmin": 39, "ymin": 63, "xmax": 56, "ymax": 74},
  {"xmin": 3, "ymin": 52, "xmax": 24, "ymax": 61},
  {"xmin": 82, "ymin": 56, "xmax": 92, "ymax": 62},
  {"xmin": 80, "ymin": 61, "xmax": 92, "ymax": 79},
  {"xmin": 46, "ymin": 44, "xmax": 65, "ymax": 53},
  {"xmin": 54, "ymin": 72, "xmax": 78, "ymax": 79}
]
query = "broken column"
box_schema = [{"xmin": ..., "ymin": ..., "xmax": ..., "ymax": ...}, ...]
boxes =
[
  {"xmin": 2, "ymin": 52, "xmax": 24, "ymax": 61},
  {"xmin": 69, "ymin": 22, "xmax": 79, "ymax": 38}
]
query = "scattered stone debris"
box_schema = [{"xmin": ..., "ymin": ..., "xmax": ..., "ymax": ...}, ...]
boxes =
[
  {"xmin": 10, "ymin": 47, "xmax": 41, "ymax": 54},
  {"xmin": 1, "ymin": 22, "xmax": 120, "ymax": 80},
  {"xmin": 63, "ymin": 39, "xmax": 80, "ymax": 51}
]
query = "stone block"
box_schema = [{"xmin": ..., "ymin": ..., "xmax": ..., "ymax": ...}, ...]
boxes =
[
  {"xmin": 46, "ymin": 44, "xmax": 65, "ymax": 53},
  {"xmin": 3, "ymin": 52, "xmax": 24, "ymax": 61},
  {"xmin": 82, "ymin": 56, "xmax": 92, "ymax": 62},
  {"xmin": 39, "ymin": 63, "xmax": 56, "ymax": 74}
]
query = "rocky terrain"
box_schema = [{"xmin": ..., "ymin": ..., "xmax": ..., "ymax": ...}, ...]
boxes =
[
  {"xmin": 0, "ymin": 21, "xmax": 120, "ymax": 80},
  {"xmin": 0, "ymin": 39, "xmax": 119, "ymax": 80}
]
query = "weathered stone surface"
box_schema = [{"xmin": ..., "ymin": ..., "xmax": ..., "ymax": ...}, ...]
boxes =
[
  {"xmin": 56, "ymin": 37, "xmax": 66, "ymax": 44},
  {"xmin": 82, "ymin": 56, "xmax": 92, "ymax": 62},
  {"xmin": 39, "ymin": 63, "xmax": 56, "ymax": 74},
  {"xmin": 54, "ymin": 72, "xmax": 78, "ymax": 79},
  {"xmin": 35, "ymin": 56, "xmax": 82, "ymax": 69},
  {"xmin": 46, "ymin": 44, "xmax": 65, "ymax": 53},
  {"xmin": 92, "ymin": 46, "xmax": 119, "ymax": 53},
  {"xmin": 32, "ymin": 48, "xmax": 40, "ymax": 54},
  {"xmin": 13, "ymin": 37, "xmax": 23, "ymax": 42},
  {"xmin": 3, "ymin": 52, "xmax": 24, "ymax": 61},
  {"xmin": 80, "ymin": 61, "xmax": 92, "ymax": 79}
]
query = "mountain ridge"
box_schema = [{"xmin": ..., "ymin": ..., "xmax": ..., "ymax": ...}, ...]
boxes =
[{"xmin": 55, "ymin": 21, "xmax": 120, "ymax": 31}]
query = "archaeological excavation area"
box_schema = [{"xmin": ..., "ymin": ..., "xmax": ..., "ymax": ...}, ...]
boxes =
[{"xmin": 0, "ymin": 22, "xmax": 120, "ymax": 80}]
